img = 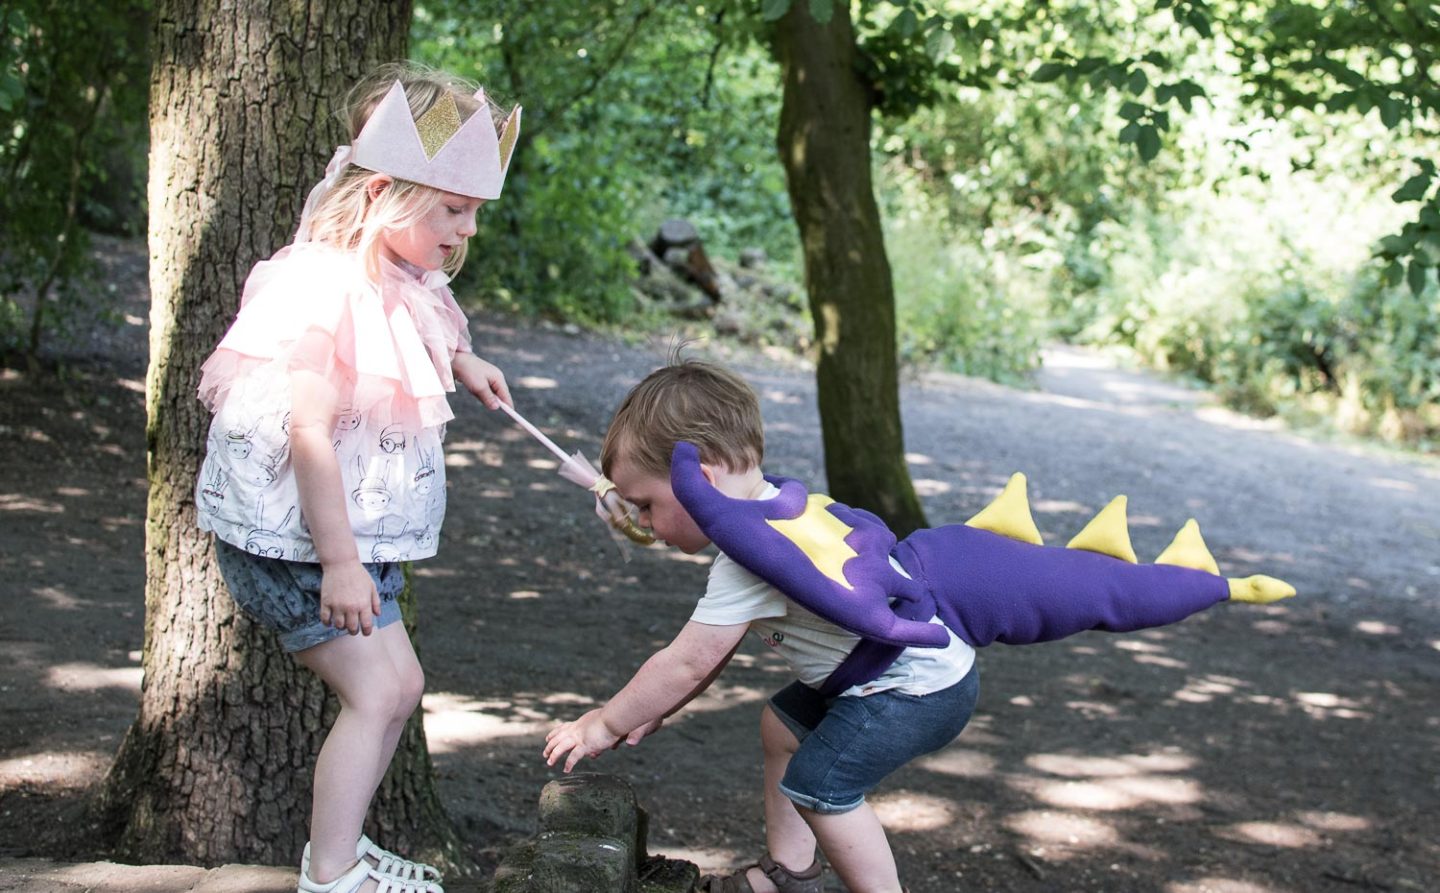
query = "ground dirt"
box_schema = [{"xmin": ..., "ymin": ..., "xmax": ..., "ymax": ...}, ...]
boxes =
[{"xmin": 2, "ymin": 238, "xmax": 1438, "ymax": 892}]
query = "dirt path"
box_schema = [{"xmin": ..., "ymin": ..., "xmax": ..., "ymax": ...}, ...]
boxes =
[{"xmin": 2, "ymin": 240, "xmax": 1437, "ymax": 892}]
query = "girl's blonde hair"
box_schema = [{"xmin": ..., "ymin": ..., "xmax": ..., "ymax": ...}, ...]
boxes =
[{"xmin": 303, "ymin": 63, "xmax": 516, "ymax": 281}]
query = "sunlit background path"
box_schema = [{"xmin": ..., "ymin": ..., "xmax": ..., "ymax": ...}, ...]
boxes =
[{"xmin": 1, "ymin": 266, "xmax": 1436, "ymax": 891}]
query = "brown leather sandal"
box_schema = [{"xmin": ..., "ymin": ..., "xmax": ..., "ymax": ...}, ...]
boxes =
[{"xmin": 699, "ymin": 854, "xmax": 824, "ymax": 893}]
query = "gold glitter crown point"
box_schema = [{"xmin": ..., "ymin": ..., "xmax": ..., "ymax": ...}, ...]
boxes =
[{"xmin": 415, "ymin": 92, "xmax": 464, "ymax": 160}]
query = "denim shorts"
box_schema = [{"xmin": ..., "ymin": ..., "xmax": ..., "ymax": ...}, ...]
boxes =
[
  {"xmin": 213, "ymin": 537, "xmax": 405, "ymax": 652},
  {"xmin": 769, "ymin": 664, "xmax": 979, "ymax": 814}
]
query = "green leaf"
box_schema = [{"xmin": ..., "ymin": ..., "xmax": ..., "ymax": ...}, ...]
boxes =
[
  {"xmin": 1377, "ymin": 234, "xmax": 1412, "ymax": 257},
  {"xmin": 1119, "ymin": 101, "xmax": 1147, "ymax": 120},
  {"xmin": 927, "ymin": 28, "xmax": 956, "ymax": 61},
  {"xmin": 1119, "ymin": 121, "xmax": 1141, "ymax": 144},
  {"xmin": 1127, "ymin": 68, "xmax": 1149, "ymax": 95},
  {"xmin": 1032, "ymin": 62, "xmax": 1068, "ymax": 83},
  {"xmin": 1187, "ymin": 9, "xmax": 1213, "ymax": 38},
  {"xmin": 1407, "ymin": 258, "xmax": 1429, "ymax": 296},
  {"xmin": 761, "ymin": 0, "xmax": 792, "ymax": 21},
  {"xmin": 1379, "ymin": 97, "xmax": 1404, "ymax": 129},
  {"xmin": 1137, "ymin": 125, "xmax": 1162, "ymax": 162},
  {"xmin": 808, "ymin": 0, "xmax": 832, "ymax": 24},
  {"xmin": 1383, "ymin": 260, "xmax": 1404, "ymax": 287},
  {"xmin": 1393, "ymin": 173, "xmax": 1433, "ymax": 203},
  {"xmin": 895, "ymin": 9, "xmax": 919, "ymax": 37}
]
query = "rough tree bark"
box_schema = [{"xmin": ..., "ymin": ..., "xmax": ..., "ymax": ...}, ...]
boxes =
[
  {"xmin": 771, "ymin": 3, "xmax": 927, "ymax": 535},
  {"xmin": 91, "ymin": 0, "xmax": 469, "ymax": 873}
]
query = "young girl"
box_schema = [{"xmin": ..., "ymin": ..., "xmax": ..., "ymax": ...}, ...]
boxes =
[{"xmin": 195, "ymin": 64, "xmax": 521, "ymax": 893}]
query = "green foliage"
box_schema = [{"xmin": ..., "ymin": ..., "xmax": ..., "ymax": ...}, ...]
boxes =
[
  {"xmin": 885, "ymin": 212, "xmax": 1045, "ymax": 384},
  {"xmin": 1032, "ymin": 0, "xmax": 1440, "ymax": 304},
  {"xmin": 413, "ymin": 1, "xmax": 796, "ymax": 321},
  {"xmin": 0, "ymin": 1, "xmax": 148, "ymax": 362}
]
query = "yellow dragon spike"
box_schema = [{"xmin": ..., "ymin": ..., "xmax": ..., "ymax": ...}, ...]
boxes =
[
  {"xmin": 1154, "ymin": 519, "xmax": 1220, "ymax": 575},
  {"xmin": 1228, "ymin": 575, "xmax": 1297, "ymax": 603},
  {"xmin": 965, "ymin": 472, "xmax": 1043, "ymax": 545},
  {"xmin": 1066, "ymin": 495, "xmax": 1138, "ymax": 563}
]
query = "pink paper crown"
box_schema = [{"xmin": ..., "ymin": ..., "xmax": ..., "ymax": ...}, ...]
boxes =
[{"xmin": 351, "ymin": 80, "xmax": 521, "ymax": 200}]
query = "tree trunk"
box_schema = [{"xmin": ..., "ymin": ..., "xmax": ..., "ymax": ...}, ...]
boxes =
[
  {"xmin": 771, "ymin": 3, "xmax": 927, "ymax": 535},
  {"xmin": 91, "ymin": 0, "xmax": 469, "ymax": 873}
]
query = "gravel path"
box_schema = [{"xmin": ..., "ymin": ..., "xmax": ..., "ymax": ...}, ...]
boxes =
[{"xmin": 1, "ymin": 238, "xmax": 1436, "ymax": 892}]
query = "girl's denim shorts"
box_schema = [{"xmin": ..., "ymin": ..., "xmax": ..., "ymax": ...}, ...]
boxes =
[
  {"xmin": 768, "ymin": 663, "xmax": 979, "ymax": 814},
  {"xmin": 214, "ymin": 537, "xmax": 404, "ymax": 652}
]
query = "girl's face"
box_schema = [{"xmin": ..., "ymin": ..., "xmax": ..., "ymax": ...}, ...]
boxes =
[{"xmin": 378, "ymin": 187, "xmax": 484, "ymax": 272}]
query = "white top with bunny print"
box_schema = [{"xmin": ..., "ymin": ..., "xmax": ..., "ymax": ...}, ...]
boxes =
[{"xmin": 195, "ymin": 242, "xmax": 472, "ymax": 563}]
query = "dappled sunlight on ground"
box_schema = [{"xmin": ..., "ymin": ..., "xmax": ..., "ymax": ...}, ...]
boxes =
[
  {"xmin": 1025, "ymin": 752, "xmax": 1197, "ymax": 777},
  {"xmin": 678, "ymin": 682, "xmax": 769, "ymax": 716},
  {"xmin": 1008, "ymin": 750, "xmax": 1204, "ymax": 813},
  {"xmin": 1168, "ymin": 674, "xmax": 1247, "ymax": 705},
  {"xmin": 762, "ymin": 388, "xmax": 803, "ymax": 406},
  {"xmin": 912, "ymin": 747, "xmax": 997, "ymax": 779},
  {"xmin": 872, "ymin": 791, "xmax": 956, "ymax": 831},
  {"xmin": 0, "ymin": 751, "xmax": 113, "ymax": 790},
  {"xmin": 422, "ymin": 691, "xmax": 555, "ymax": 754},
  {"xmin": 1015, "ymin": 773, "xmax": 1205, "ymax": 812},
  {"xmin": 1166, "ymin": 879, "xmax": 1288, "ymax": 893},
  {"xmin": 911, "ymin": 478, "xmax": 952, "ymax": 496},
  {"xmin": 1216, "ymin": 821, "xmax": 1324, "ymax": 848},
  {"xmin": 1002, "ymin": 809, "xmax": 1134, "ymax": 854},
  {"xmin": 32, "ymin": 586, "xmax": 83, "ymax": 611},
  {"xmin": 44, "ymin": 662, "xmax": 142, "ymax": 694}
]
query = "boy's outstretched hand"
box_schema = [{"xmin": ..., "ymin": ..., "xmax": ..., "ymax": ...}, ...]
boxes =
[{"xmin": 544, "ymin": 708, "xmax": 622, "ymax": 773}]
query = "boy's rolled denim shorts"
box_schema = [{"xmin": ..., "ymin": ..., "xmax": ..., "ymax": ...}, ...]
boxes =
[
  {"xmin": 768, "ymin": 663, "xmax": 979, "ymax": 814},
  {"xmin": 214, "ymin": 538, "xmax": 405, "ymax": 652}
]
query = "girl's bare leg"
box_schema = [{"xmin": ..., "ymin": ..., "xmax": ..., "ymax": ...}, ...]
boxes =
[{"xmin": 296, "ymin": 623, "xmax": 424, "ymax": 886}]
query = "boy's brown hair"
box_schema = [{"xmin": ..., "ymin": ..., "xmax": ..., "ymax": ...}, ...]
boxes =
[{"xmin": 601, "ymin": 359, "xmax": 764, "ymax": 479}]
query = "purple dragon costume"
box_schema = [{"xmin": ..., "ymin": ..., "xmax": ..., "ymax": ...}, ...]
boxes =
[{"xmin": 670, "ymin": 442, "xmax": 1293, "ymax": 697}]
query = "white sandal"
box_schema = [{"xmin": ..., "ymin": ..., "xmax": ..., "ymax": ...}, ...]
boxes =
[
  {"xmin": 301, "ymin": 837, "xmax": 444, "ymax": 893},
  {"xmin": 297, "ymin": 857, "xmax": 441, "ymax": 893},
  {"xmin": 357, "ymin": 834, "xmax": 443, "ymax": 884}
]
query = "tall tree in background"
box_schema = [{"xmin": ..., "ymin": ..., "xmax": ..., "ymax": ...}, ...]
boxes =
[
  {"xmin": 770, "ymin": 2, "xmax": 926, "ymax": 533},
  {"xmin": 91, "ymin": 0, "xmax": 468, "ymax": 871}
]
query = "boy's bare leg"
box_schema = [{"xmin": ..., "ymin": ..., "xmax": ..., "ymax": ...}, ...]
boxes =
[
  {"xmin": 297, "ymin": 623, "xmax": 424, "ymax": 888},
  {"xmin": 800, "ymin": 802, "xmax": 902, "ymax": 893},
  {"xmin": 743, "ymin": 706, "xmax": 818, "ymax": 892},
  {"xmin": 751, "ymin": 704, "xmax": 901, "ymax": 892}
]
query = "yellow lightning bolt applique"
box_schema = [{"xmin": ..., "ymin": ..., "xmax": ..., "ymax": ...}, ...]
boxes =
[{"xmin": 766, "ymin": 494, "xmax": 859, "ymax": 590}]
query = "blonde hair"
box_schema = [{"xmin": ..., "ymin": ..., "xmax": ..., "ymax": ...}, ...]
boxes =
[
  {"xmin": 304, "ymin": 63, "xmax": 517, "ymax": 281},
  {"xmin": 602, "ymin": 358, "xmax": 765, "ymax": 479}
]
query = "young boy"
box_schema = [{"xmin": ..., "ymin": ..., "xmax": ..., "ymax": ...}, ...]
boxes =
[{"xmin": 543, "ymin": 359, "xmax": 978, "ymax": 893}]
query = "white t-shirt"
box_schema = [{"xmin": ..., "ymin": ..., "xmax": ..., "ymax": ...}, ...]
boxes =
[{"xmin": 691, "ymin": 516, "xmax": 976, "ymax": 699}]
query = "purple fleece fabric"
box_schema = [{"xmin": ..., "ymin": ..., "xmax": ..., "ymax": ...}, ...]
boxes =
[{"xmin": 670, "ymin": 442, "xmax": 1230, "ymax": 696}]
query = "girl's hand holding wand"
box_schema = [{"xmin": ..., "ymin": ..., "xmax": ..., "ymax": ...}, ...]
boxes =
[{"xmin": 453, "ymin": 351, "xmax": 512, "ymax": 410}]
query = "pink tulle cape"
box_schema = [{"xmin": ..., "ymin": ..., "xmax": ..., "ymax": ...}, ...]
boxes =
[{"xmin": 197, "ymin": 243, "xmax": 472, "ymax": 430}]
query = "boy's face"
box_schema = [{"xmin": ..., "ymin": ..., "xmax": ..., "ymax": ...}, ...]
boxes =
[{"xmin": 608, "ymin": 456, "xmax": 712, "ymax": 554}]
